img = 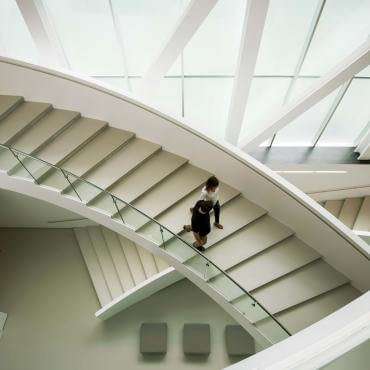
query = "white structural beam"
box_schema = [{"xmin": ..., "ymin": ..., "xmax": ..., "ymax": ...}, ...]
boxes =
[
  {"xmin": 16, "ymin": 0, "xmax": 69, "ymax": 68},
  {"xmin": 225, "ymin": 0, "xmax": 270, "ymax": 145},
  {"xmin": 137, "ymin": 0, "xmax": 218, "ymax": 100},
  {"xmin": 238, "ymin": 37, "xmax": 370, "ymax": 152}
]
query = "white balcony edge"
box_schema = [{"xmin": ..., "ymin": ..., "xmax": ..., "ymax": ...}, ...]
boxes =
[
  {"xmin": 224, "ymin": 291, "xmax": 370, "ymax": 370},
  {"xmin": 95, "ymin": 267, "xmax": 183, "ymax": 320}
]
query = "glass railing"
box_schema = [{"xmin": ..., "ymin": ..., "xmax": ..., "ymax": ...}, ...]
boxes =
[{"xmin": 0, "ymin": 143, "xmax": 291, "ymax": 344}]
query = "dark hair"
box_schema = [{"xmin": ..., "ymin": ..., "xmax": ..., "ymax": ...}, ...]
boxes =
[
  {"xmin": 200, "ymin": 200, "xmax": 214, "ymax": 213},
  {"xmin": 205, "ymin": 176, "xmax": 219, "ymax": 190}
]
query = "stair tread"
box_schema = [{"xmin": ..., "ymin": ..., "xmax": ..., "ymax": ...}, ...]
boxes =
[
  {"xmin": 353, "ymin": 196, "xmax": 370, "ymax": 231},
  {"xmin": 0, "ymin": 101, "xmax": 51, "ymax": 144},
  {"xmin": 87, "ymin": 227, "xmax": 123, "ymax": 299},
  {"xmin": 136, "ymin": 247, "xmax": 158, "ymax": 278},
  {"xmin": 74, "ymin": 228, "xmax": 112, "ymax": 306},
  {"xmin": 154, "ymin": 255, "xmax": 170, "ymax": 272},
  {"xmin": 11, "ymin": 109, "xmax": 80, "ymax": 154},
  {"xmin": 208, "ymin": 236, "xmax": 320, "ymax": 301},
  {"xmin": 109, "ymin": 150, "xmax": 187, "ymax": 203},
  {"xmin": 247, "ymin": 259, "xmax": 349, "ymax": 315},
  {"xmin": 117, "ymin": 234, "xmax": 147, "ymax": 285},
  {"xmin": 37, "ymin": 117, "xmax": 107, "ymax": 165},
  {"xmin": 84, "ymin": 138, "xmax": 160, "ymax": 190},
  {"xmin": 0, "ymin": 95, "xmax": 23, "ymax": 119},
  {"xmin": 119, "ymin": 164, "xmax": 210, "ymax": 229},
  {"xmin": 61, "ymin": 127, "xmax": 134, "ymax": 177},
  {"xmin": 189, "ymin": 214, "xmax": 292, "ymax": 272},
  {"xmin": 275, "ymin": 284, "xmax": 360, "ymax": 334},
  {"xmin": 324, "ymin": 199, "xmax": 343, "ymax": 218},
  {"xmin": 338, "ymin": 197, "xmax": 363, "ymax": 229},
  {"xmin": 165, "ymin": 197, "xmax": 266, "ymax": 262},
  {"xmin": 100, "ymin": 227, "xmax": 135, "ymax": 292},
  {"xmin": 139, "ymin": 181, "xmax": 240, "ymax": 243}
]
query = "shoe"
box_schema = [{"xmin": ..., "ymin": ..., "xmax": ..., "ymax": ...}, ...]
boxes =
[
  {"xmin": 197, "ymin": 246, "xmax": 206, "ymax": 252},
  {"xmin": 214, "ymin": 222, "xmax": 224, "ymax": 229},
  {"xmin": 183, "ymin": 225, "xmax": 192, "ymax": 232}
]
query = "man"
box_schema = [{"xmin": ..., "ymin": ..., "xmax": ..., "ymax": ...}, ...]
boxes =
[{"xmin": 183, "ymin": 200, "xmax": 213, "ymax": 252}]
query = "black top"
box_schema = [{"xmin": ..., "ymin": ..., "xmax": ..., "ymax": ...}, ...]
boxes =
[{"xmin": 191, "ymin": 200, "xmax": 211, "ymax": 237}]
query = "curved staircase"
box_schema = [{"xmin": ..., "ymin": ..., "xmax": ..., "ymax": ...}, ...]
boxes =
[{"xmin": 0, "ymin": 94, "xmax": 367, "ymax": 348}]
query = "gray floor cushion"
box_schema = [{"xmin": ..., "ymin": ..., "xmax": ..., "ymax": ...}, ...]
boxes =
[
  {"xmin": 140, "ymin": 323, "xmax": 167, "ymax": 354},
  {"xmin": 225, "ymin": 325, "xmax": 254, "ymax": 356},
  {"xmin": 183, "ymin": 323, "xmax": 210, "ymax": 355}
]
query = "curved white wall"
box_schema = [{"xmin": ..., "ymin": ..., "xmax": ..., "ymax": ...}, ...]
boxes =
[{"xmin": 0, "ymin": 56, "xmax": 369, "ymax": 294}]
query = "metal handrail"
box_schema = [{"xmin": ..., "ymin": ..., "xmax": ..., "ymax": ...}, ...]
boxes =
[{"xmin": 0, "ymin": 143, "xmax": 291, "ymax": 336}]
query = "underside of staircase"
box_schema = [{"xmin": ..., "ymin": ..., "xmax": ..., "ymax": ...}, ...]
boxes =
[
  {"xmin": 0, "ymin": 95, "xmax": 365, "ymax": 344},
  {"xmin": 320, "ymin": 197, "xmax": 370, "ymax": 232}
]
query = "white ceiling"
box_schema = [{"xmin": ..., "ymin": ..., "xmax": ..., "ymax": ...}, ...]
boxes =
[{"xmin": 0, "ymin": 189, "xmax": 96, "ymax": 228}]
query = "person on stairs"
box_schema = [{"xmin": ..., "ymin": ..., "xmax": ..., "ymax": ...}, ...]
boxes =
[
  {"xmin": 183, "ymin": 200, "xmax": 213, "ymax": 252},
  {"xmin": 192, "ymin": 176, "xmax": 224, "ymax": 229}
]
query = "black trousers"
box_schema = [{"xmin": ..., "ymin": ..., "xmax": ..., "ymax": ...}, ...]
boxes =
[{"xmin": 213, "ymin": 201, "xmax": 220, "ymax": 224}]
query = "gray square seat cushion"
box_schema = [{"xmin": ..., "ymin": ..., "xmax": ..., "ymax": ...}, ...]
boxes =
[
  {"xmin": 183, "ymin": 323, "xmax": 210, "ymax": 355},
  {"xmin": 140, "ymin": 323, "xmax": 167, "ymax": 354},
  {"xmin": 225, "ymin": 325, "xmax": 254, "ymax": 356}
]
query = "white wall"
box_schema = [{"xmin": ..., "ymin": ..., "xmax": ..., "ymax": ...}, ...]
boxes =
[
  {"xmin": 0, "ymin": 228, "xmax": 247, "ymax": 370},
  {"xmin": 0, "ymin": 189, "xmax": 96, "ymax": 228}
]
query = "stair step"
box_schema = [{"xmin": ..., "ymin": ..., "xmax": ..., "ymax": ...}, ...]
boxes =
[
  {"xmin": 136, "ymin": 247, "xmax": 158, "ymax": 278},
  {"xmin": 353, "ymin": 197, "xmax": 370, "ymax": 231},
  {"xmin": 208, "ymin": 236, "xmax": 320, "ymax": 300},
  {"xmin": 154, "ymin": 255, "xmax": 170, "ymax": 272},
  {"xmin": 0, "ymin": 101, "xmax": 52, "ymax": 144},
  {"xmin": 87, "ymin": 227, "xmax": 124, "ymax": 299},
  {"xmin": 187, "ymin": 214, "xmax": 292, "ymax": 274},
  {"xmin": 338, "ymin": 197, "xmax": 363, "ymax": 229},
  {"xmin": 9, "ymin": 116, "xmax": 107, "ymax": 181},
  {"xmin": 166, "ymin": 197, "xmax": 266, "ymax": 262},
  {"xmin": 69, "ymin": 138, "xmax": 161, "ymax": 203},
  {"xmin": 0, "ymin": 95, "xmax": 24, "ymax": 120},
  {"xmin": 100, "ymin": 227, "xmax": 135, "ymax": 292},
  {"xmin": 324, "ymin": 199, "xmax": 343, "ymax": 218},
  {"xmin": 74, "ymin": 228, "xmax": 112, "ymax": 306},
  {"xmin": 139, "ymin": 181, "xmax": 240, "ymax": 244},
  {"xmin": 239, "ymin": 259, "xmax": 348, "ymax": 315},
  {"xmin": 90, "ymin": 150, "xmax": 187, "ymax": 212},
  {"xmin": 117, "ymin": 234, "xmax": 147, "ymax": 285},
  {"xmin": 274, "ymin": 284, "xmax": 360, "ymax": 334},
  {"xmin": 61, "ymin": 127, "xmax": 134, "ymax": 177},
  {"xmin": 11, "ymin": 109, "xmax": 80, "ymax": 154},
  {"xmin": 118, "ymin": 164, "xmax": 210, "ymax": 229}
]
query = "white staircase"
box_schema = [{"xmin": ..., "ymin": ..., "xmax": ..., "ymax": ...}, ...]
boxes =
[
  {"xmin": 0, "ymin": 94, "xmax": 366, "ymax": 343},
  {"xmin": 320, "ymin": 197, "xmax": 370, "ymax": 232},
  {"xmin": 74, "ymin": 226, "xmax": 173, "ymax": 307}
]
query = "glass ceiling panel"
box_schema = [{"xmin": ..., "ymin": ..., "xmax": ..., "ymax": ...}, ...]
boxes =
[
  {"xmin": 184, "ymin": 0, "xmax": 246, "ymax": 75},
  {"xmin": 94, "ymin": 77, "xmax": 129, "ymax": 92},
  {"xmin": 240, "ymin": 78, "xmax": 291, "ymax": 141},
  {"xmin": 301, "ymin": 0, "xmax": 370, "ymax": 75},
  {"xmin": 112, "ymin": 0, "xmax": 187, "ymax": 76},
  {"xmin": 184, "ymin": 78, "xmax": 233, "ymax": 141},
  {"xmin": 317, "ymin": 79, "xmax": 370, "ymax": 146},
  {"xmin": 43, "ymin": 0, "xmax": 124, "ymax": 75},
  {"xmin": 255, "ymin": 0, "xmax": 318, "ymax": 75},
  {"xmin": 130, "ymin": 77, "xmax": 182, "ymax": 118},
  {"xmin": 273, "ymin": 79, "xmax": 340, "ymax": 146},
  {"xmin": 0, "ymin": 0, "xmax": 38, "ymax": 63}
]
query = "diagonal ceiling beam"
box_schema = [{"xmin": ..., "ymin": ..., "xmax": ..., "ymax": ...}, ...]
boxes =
[
  {"xmin": 16, "ymin": 0, "xmax": 69, "ymax": 68},
  {"xmin": 225, "ymin": 0, "xmax": 270, "ymax": 145},
  {"xmin": 137, "ymin": 0, "xmax": 218, "ymax": 100},
  {"xmin": 238, "ymin": 37, "xmax": 370, "ymax": 152}
]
